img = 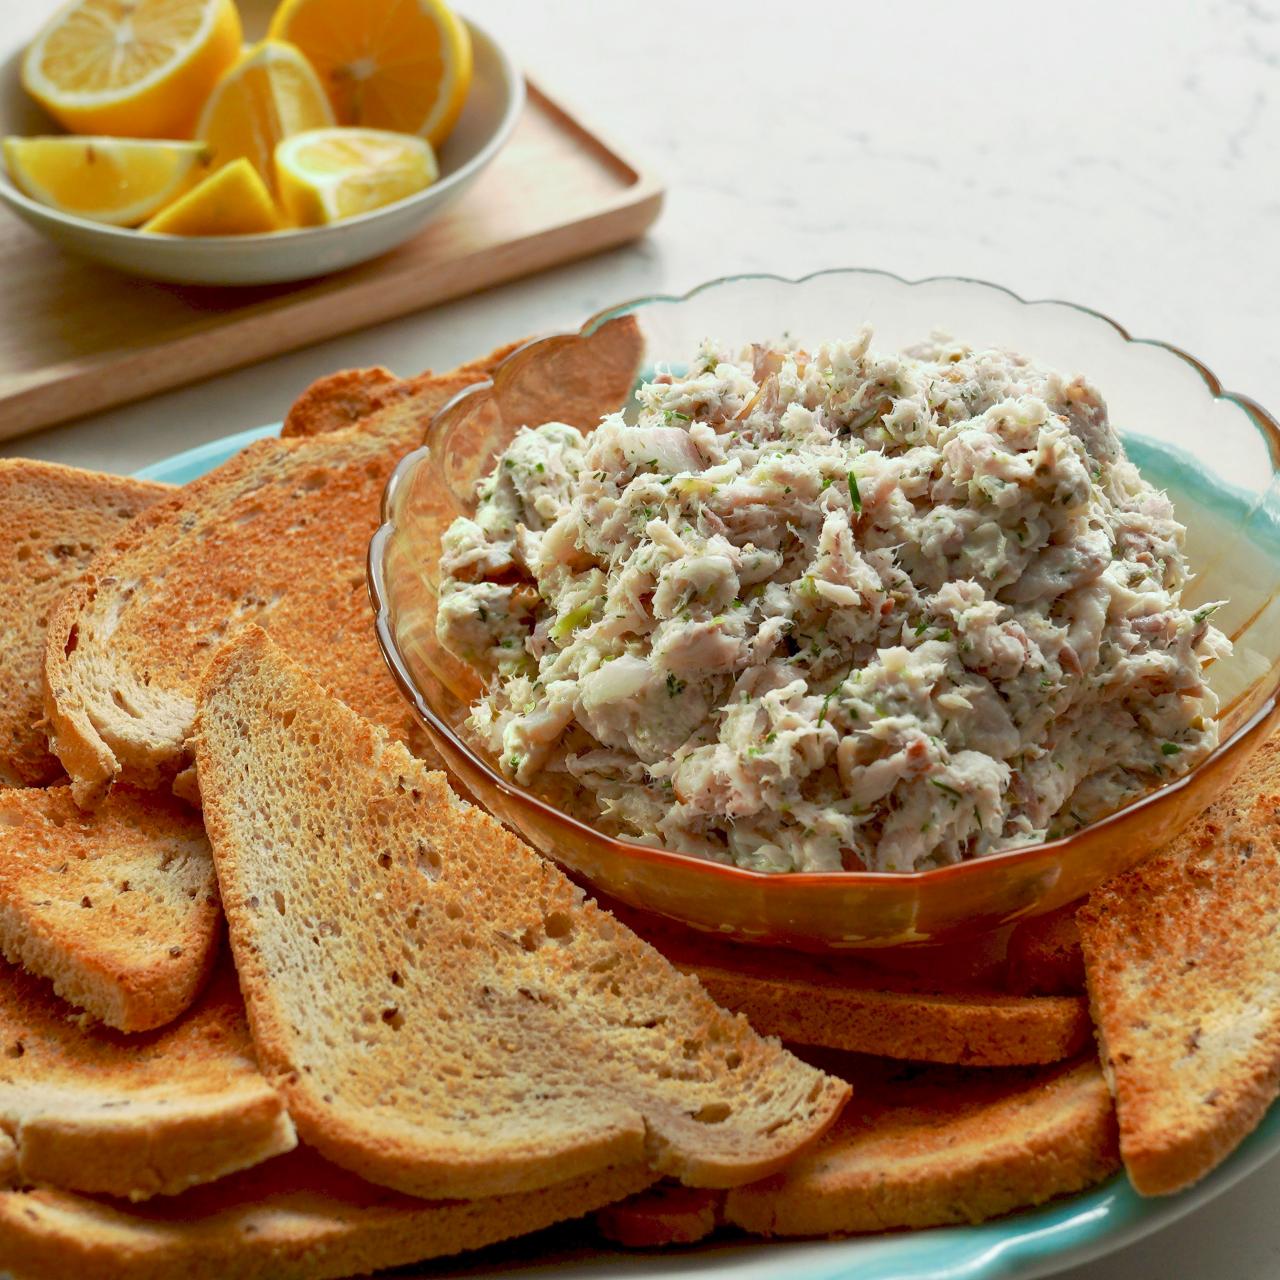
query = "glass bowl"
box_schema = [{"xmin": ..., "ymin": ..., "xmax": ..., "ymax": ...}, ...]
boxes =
[{"xmin": 370, "ymin": 269, "xmax": 1280, "ymax": 949}]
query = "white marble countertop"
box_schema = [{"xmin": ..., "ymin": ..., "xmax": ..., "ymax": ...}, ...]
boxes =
[{"xmin": 5, "ymin": 0, "xmax": 1280, "ymax": 1275}]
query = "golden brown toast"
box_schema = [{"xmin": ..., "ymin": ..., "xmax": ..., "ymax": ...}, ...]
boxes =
[
  {"xmin": 617, "ymin": 908, "xmax": 1090, "ymax": 1067},
  {"xmin": 43, "ymin": 321, "xmax": 642, "ymax": 807},
  {"xmin": 0, "ymin": 785, "xmax": 219, "ymax": 1032},
  {"xmin": 194, "ymin": 627, "xmax": 848, "ymax": 1201},
  {"xmin": 0, "ymin": 958, "xmax": 294, "ymax": 1200},
  {"xmin": 601, "ymin": 1053, "xmax": 1119, "ymax": 1244},
  {"xmin": 0, "ymin": 1146, "xmax": 655, "ymax": 1280},
  {"xmin": 0, "ymin": 460, "xmax": 169, "ymax": 787},
  {"xmin": 1078, "ymin": 734, "xmax": 1280, "ymax": 1195},
  {"xmin": 1006, "ymin": 903, "xmax": 1086, "ymax": 997}
]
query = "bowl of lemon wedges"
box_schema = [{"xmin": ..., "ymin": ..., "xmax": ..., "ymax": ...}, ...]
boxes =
[{"xmin": 0, "ymin": 0, "xmax": 523, "ymax": 285}]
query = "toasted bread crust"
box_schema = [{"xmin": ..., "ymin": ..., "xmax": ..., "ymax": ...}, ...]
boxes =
[
  {"xmin": 1078, "ymin": 735, "xmax": 1280, "ymax": 1196},
  {"xmin": 195, "ymin": 627, "xmax": 847, "ymax": 1201},
  {"xmin": 724, "ymin": 1055, "xmax": 1119, "ymax": 1236},
  {"xmin": 0, "ymin": 460, "xmax": 169, "ymax": 788},
  {"xmin": 0, "ymin": 785, "xmax": 219, "ymax": 1032},
  {"xmin": 279, "ymin": 340, "xmax": 529, "ymax": 439},
  {"xmin": 0, "ymin": 1149, "xmax": 657, "ymax": 1280},
  {"xmin": 686, "ymin": 962, "xmax": 1091, "ymax": 1067},
  {"xmin": 43, "ymin": 325, "xmax": 641, "ymax": 805},
  {"xmin": 615, "ymin": 907, "xmax": 1089, "ymax": 1067},
  {"xmin": 0, "ymin": 960, "xmax": 295, "ymax": 1200},
  {"xmin": 1006, "ymin": 903, "xmax": 1086, "ymax": 997}
]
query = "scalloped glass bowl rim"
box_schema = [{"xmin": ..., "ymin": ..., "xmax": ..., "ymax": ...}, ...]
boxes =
[{"xmin": 370, "ymin": 267, "xmax": 1280, "ymax": 895}]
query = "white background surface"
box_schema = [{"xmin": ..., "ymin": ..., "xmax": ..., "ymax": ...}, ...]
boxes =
[{"xmin": 5, "ymin": 1, "xmax": 1280, "ymax": 1276}]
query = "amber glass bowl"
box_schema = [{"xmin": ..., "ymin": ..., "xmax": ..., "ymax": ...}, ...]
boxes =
[{"xmin": 371, "ymin": 270, "xmax": 1280, "ymax": 948}]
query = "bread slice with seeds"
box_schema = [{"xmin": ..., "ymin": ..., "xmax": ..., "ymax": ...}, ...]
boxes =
[
  {"xmin": 0, "ymin": 957, "xmax": 294, "ymax": 1200},
  {"xmin": 194, "ymin": 627, "xmax": 848, "ymax": 1201},
  {"xmin": 0, "ymin": 784, "xmax": 219, "ymax": 1032},
  {"xmin": 614, "ymin": 906, "xmax": 1090, "ymax": 1067},
  {"xmin": 1078, "ymin": 733, "xmax": 1280, "ymax": 1195},
  {"xmin": 0, "ymin": 1147, "xmax": 655, "ymax": 1280},
  {"xmin": 0, "ymin": 460, "xmax": 169, "ymax": 787},
  {"xmin": 43, "ymin": 321, "xmax": 640, "ymax": 807},
  {"xmin": 600, "ymin": 1053, "xmax": 1119, "ymax": 1244}
]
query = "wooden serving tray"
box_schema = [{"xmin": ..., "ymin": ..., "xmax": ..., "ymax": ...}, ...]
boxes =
[{"xmin": 0, "ymin": 80, "xmax": 663, "ymax": 442}]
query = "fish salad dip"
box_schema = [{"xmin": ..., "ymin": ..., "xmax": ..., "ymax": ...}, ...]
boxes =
[{"xmin": 436, "ymin": 330, "xmax": 1230, "ymax": 873}]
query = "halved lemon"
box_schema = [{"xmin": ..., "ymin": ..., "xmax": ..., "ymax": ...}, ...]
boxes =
[
  {"xmin": 275, "ymin": 127, "xmax": 437, "ymax": 226},
  {"xmin": 3, "ymin": 136, "xmax": 210, "ymax": 226},
  {"xmin": 141, "ymin": 156, "xmax": 279, "ymax": 235},
  {"xmin": 267, "ymin": 0, "xmax": 472, "ymax": 146},
  {"xmin": 197, "ymin": 40, "xmax": 334, "ymax": 193},
  {"xmin": 21, "ymin": 0, "xmax": 242, "ymax": 139}
]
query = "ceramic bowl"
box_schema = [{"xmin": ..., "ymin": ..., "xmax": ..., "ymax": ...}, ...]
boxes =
[
  {"xmin": 370, "ymin": 269, "xmax": 1280, "ymax": 949},
  {"xmin": 0, "ymin": 4, "xmax": 523, "ymax": 285}
]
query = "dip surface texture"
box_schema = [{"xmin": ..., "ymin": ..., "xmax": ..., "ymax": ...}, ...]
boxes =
[{"xmin": 437, "ymin": 331, "xmax": 1228, "ymax": 872}]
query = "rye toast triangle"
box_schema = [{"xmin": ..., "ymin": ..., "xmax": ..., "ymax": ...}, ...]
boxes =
[
  {"xmin": 0, "ymin": 956, "xmax": 295, "ymax": 1201},
  {"xmin": 1078, "ymin": 733, "xmax": 1280, "ymax": 1195},
  {"xmin": 0, "ymin": 459, "xmax": 170, "ymax": 787},
  {"xmin": 194, "ymin": 627, "xmax": 849, "ymax": 1202},
  {"xmin": 0, "ymin": 783, "xmax": 220, "ymax": 1033}
]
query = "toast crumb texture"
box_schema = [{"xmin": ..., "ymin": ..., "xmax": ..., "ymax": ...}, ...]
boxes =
[
  {"xmin": 195, "ymin": 627, "xmax": 848, "ymax": 1201},
  {"xmin": 0, "ymin": 784, "xmax": 220, "ymax": 1032},
  {"xmin": 0, "ymin": 1147, "xmax": 655, "ymax": 1280},
  {"xmin": 0, "ymin": 459, "xmax": 169, "ymax": 787},
  {"xmin": 0, "ymin": 959, "xmax": 295, "ymax": 1200},
  {"xmin": 1078, "ymin": 734, "xmax": 1280, "ymax": 1195}
]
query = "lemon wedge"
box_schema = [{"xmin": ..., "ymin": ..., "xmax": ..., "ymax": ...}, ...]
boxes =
[
  {"xmin": 141, "ymin": 157, "xmax": 279, "ymax": 236},
  {"xmin": 267, "ymin": 0, "xmax": 472, "ymax": 146},
  {"xmin": 197, "ymin": 40, "xmax": 334, "ymax": 193},
  {"xmin": 21, "ymin": 0, "xmax": 241, "ymax": 139},
  {"xmin": 275, "ymin": 127, "xmax": 437, "ymax": 226},
  {"xmin": 3, "ymin": 136, "xmax": 211, "ymax": 226}
]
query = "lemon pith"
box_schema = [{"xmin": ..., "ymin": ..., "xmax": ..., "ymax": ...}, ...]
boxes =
[
  {"xmin": 267, "ymin": 0, "xmax": 472, "ymax": 147},
  {"xmin": 141, "ymin": 156, "xmax": 279, "ymax": 235},
  {"xmin": 3, "ymin": 136, "xmax": 210, "ymax": 226},
  {"xmin": 21, "ymin": 0, "xmax": 242, "ymax": 139},
  {"xmin": 275, "ymin": 126, "xmax": 438, "ymax": 226},
  {"xmin": 197, "ymin": 39, "xmax": 334, "ymax": 194}
]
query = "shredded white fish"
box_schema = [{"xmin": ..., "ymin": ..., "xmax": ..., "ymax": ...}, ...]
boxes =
[{"xmin": 436, "ymin": 330, "xmax": 1229, "ymax": 873}]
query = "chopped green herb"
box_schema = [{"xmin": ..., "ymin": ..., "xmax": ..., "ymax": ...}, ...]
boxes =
[
  {"xmin": 847, "ymin": 470, "xmax": 861, "ymax": 513},
  {"xmin": 930, "ymin": 779, "xmax": 962, "ymax": 801},
  {"xmin": 535, "ymin": 461, "xmax": 545, "ymax": 473},
  {"xmin": 765, "ymin": 732, "xmax": 777, "ymax": 744},
  {"xmin": 665, "ymin": 674, "xmax": 686, "ymax": 697},
  {"xmin": 818, "ymin": 692, "xmax": 834, "ymax": 725},
  {"xmin": 821, "ymin": 475, "xmax": 834, "ymax": 491},
  {"xmin": 1192, "ymin": 604, "xmax": 1219, "ymax": 625},
  {"xmin": 913, "ymin": 618, "xmax": 929, "ymax": 637},
  {"xmin": 1161, "ymin": 742, "xmax": 1182, "ymax": 756}
]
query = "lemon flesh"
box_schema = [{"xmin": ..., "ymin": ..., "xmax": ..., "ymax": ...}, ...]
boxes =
[
  {"xmin": 141, "ymin": 157, "xmax": 279, "ymax": 236},
  {"xmin": 268, "ymin": 0, "xmax": 472, "ymax": 147},
  {"xmin": 275, "ymin": 127, "xmax": 437, "ymax": 226},
  {"xmin": 197, "ymin": 40, "xmax": 334, "ymax": 193},
  {"xmin": 3, "ymin": 136, "xmax": 210, "ymax": 226},
  {"xmin": 21, "ymin": 0, "xmax": 242, "ymax": 139}
]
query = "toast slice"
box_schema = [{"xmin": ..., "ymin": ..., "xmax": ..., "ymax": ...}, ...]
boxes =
[
  {"xmin": 0, "ymin": 460, "xmax": 170, "ymax": 787},
  {"xmin": 194, "ymin": 627, "xmax": 849, "ymax": 1201},
  {"xmin": 1006, "ymin": 903, "xmax": 1086, "ymax": 996},
  {"xmin": 616, "ymin": 907, "xmax": 1090, "ymax": 1067},
  {"xmin": 1077, "ymin": 734, "xmax": 1280, "ymax": 1196},
  {"xmin": 0, "ymin": 785, "xmax": 219, "ymax": 1032},
  {"xmin": 0, "ymin": 957, "xmax": 295, "ymax": 1200},
  {"xmin": 279, "ymin": 338, "xmax": 527, "ymax": 438},
  {"xmin": 0, "ymin": 1148, "xmax": 655, "ymax": 1280},
  {"xmin": 44, "ymin": 321, "xmax": 641, "ymax": 806},
  {"xmin": 600, "ymin": 1054, "xmax": 1118, "ymax": 1244}
]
